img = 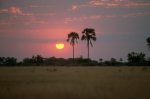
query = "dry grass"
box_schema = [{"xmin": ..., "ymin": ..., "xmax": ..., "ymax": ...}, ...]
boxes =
[{"xmin": 0, "ymin": 66, "xmax": 150, "ymax": 99}]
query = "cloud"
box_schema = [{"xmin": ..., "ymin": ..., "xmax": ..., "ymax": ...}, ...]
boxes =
[
  {"xmin": 71, "ymin": 0, "xmax": 150, "ymax": 10},
  {"xmin": 0, "ymin": 6, "xmax": 56, "ymax": 26},
  {"xmin": 8, "ymin": 6, "xmax": 23, "ymax": 15},
  {"xmin": 89, "ymin": 0, "xmax": 150, "ymax": 8},
  {"xmin": 0, "ymin": 6, "xmax": 32, "ymax": 16},
  {"xmin": 71, "ymin": 5, "xmax": 78, "ymax": 10},
  {"xmin": 0, "ymin": 6, "xmax": 23, "ymax": 15},
  {"xmin": 122, "ymin": 11, "xmax": 150, "ymax": 18},
  {"xmin": 64, "ymin": 11, "xmax": 150, "ymax": 23},
  {"xmin": 64, "ymin": 15, "xmax": 116, "ymax": 23}
]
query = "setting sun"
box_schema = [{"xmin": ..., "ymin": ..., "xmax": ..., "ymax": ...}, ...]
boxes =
[{"xmin": 56, "ymin": 43, "xmax": 64, "ymax": 50}]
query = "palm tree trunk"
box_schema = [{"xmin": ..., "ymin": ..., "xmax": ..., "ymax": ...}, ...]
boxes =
[
  {"xmin": 73, "ymin": 45, "xmax": 74, "ymax": 60},
  {"xmin": 87, "ymin": 40, "xmax": 89, "ymax": 60}
]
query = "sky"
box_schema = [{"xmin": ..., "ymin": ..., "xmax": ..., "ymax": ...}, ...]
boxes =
[{"xmin": 0, "ymin": 0, "xmax": 150, "ymax": 61}]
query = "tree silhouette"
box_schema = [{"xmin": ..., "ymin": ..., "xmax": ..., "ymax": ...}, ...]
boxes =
[
  {"xmin": 5, "ymin": 57, "xmax": 17, "ymax": 66},
  {"xmin": 0, "ymin": 57, "xmax": 5, "ymax": 65},
  {"xmin": 99, "ymin": 58, "xmax": 103, "ymax": 63},
  {"xmin": 127, "ymin": 52, "xmax": 145, "ymax": 66},
  {"xmin": 146, "ymin": 37, "xmax": 150, "ymax": 50},
  {"xmin": 67, "ymin": 32, "xmax": 79, "ymax": 60},
  {"xmin": 81, "ymin": 28, "xmax": 96, "ymax": 59}
]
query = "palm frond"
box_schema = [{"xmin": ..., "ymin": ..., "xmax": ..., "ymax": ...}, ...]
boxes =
[
  {"xmin": 81, "ymin": 28, "xmax": 97, "ymax": 48},
  {"xmin": 66, "ymin": 38, "xmax": 70, "ymax": 42},
  {"xmin": 91, "ymin": 36, "xmax": 96, "ymax": 41},
  {"xmin": 67, "ymin": 32, "xmax": 79, "ymax": 46},
  {"xmin": 81, "ymin": 35, "xmax": 86, "ymax": 40},
  {"xmin": 147, "ymin": 37, "xmax": 150, "ymax": 43}
]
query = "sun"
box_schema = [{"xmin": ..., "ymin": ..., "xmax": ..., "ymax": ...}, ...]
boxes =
[{"xmin": 56, "ymin": 43, "xmax": 64, "ymax": 50}]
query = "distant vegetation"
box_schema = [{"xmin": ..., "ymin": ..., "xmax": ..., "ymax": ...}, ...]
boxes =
[
  {"xmin": 146, "ymin": 37, "xmax": 150, "ymax": 50},
  {"xmin": 0, "ymin": 52, "xmax": 150, "ymax": 66}
]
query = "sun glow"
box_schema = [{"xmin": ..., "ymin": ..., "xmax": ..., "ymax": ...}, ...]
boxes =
[{"xmin": 56, "ymin": 43, "xmax": 64, "ymax": 50}]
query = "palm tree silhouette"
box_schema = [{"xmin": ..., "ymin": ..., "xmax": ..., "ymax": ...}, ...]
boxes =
[
  {"xmin": 67, "ymin": 32, "xmax": 79, "ymax": 60},
  {"xmin": 146, "ymin": 37, "xmax": 150, "ymax": 50},
  {"xmin": 81, "ymin": 28, "xmax": 96, "ymax": 59}
]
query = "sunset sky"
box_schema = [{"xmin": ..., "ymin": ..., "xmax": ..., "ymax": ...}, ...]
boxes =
[{"xmin": 0, "ymin": 0, "xmax": 150, "ymax": 61}]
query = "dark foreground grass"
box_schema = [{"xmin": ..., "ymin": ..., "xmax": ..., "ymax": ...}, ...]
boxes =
[{"xmin": 0, "ymin": 66, "xmax": 150, "ymax": 99}]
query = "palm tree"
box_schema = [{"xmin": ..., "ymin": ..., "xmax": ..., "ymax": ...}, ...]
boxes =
[
  {"xmin": 81, "ymin": 28, "xmax": 96, "ymax": 59},
  {"xmin": 67, "ymin": 32, "xmax": 79, "ymax": 60},
  {"xmin": 146, "ymin": 37, "xmax": 150, "ymax": 50}
]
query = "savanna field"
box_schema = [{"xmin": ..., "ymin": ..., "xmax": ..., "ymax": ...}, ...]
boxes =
[{"xmin": 0, "ymin": 66, "xmax": 150, "ymax": 99}]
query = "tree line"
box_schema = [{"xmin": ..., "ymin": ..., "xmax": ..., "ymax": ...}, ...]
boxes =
[{"xmin": 0, "ymin": 52, "xmax": 150, "ymax": 66}]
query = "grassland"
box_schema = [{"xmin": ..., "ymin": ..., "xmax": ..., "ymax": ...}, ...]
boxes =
[{"xmin": 0, "ymin": 66, "xmax": 150, "ymax": 99}]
